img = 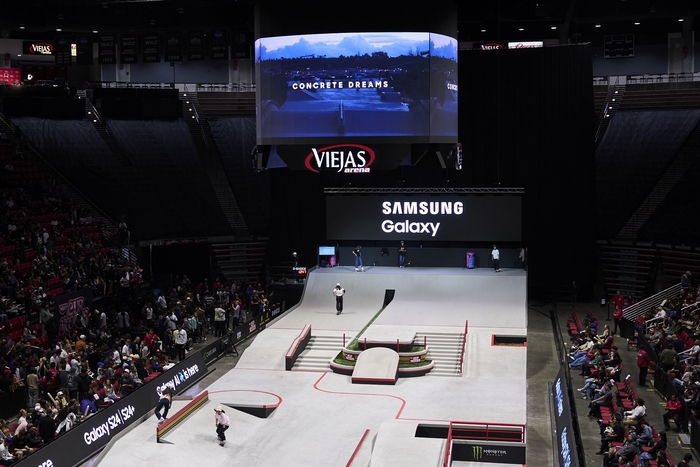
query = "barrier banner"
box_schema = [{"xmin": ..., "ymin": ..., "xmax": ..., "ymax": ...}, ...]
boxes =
[
  {"xmin": 75, "ymin": 35, "xmax": 93, "ymax": 66},
  {"xmin": 120, "ymin": 34, "xmax": 139, "ymax": 64},
  {"xmin": 143, "ymin": 33, "xmax": 161, "ymax": 63},
  {"xmin": 14, "ymin": 353, "xmax": 206, "ymax": 467},
  {"xmin": 209, "ymin": 29, "xmax": 228, "ymax": 60},
  {"xmin": 0, "ymin": 68, "xmax": 21, "ymax": 85},
  {"xmin": 186, "ymin": 31, "xmax": 205, "ymax": 61},
  {"xmin": 163, "ymin": 32, "xmax": 183, "ymax": 62},
  {"xmin": 552, "ymin": 366, "xmax": 581, "ymax": 467},
  {"xmin": 452, "ymin": 443, "xmax": 526, "ymax": 464},
  {"xmin": 54, "ymin": 289, "xmax": 93, "ymax": 334},
  {"xmin": 98, "ymin": 35, "xmax": 117, "ymax": 65}
]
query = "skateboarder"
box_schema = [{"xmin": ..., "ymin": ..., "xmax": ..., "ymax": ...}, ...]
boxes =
[
  {"xmin": 333, "ymin": 283, "xmax": 345, "ymax": 315},
  {"xmin": 353, "ymin": 246, "xmax": 364, "ymax": 272}
]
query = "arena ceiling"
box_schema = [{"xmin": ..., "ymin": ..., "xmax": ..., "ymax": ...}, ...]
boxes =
[{"xmin": 0, "ymin": 0, "xmax": 697, "ymax": 44}]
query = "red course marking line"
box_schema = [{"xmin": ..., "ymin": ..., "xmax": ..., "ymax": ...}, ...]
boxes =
[
  {"xmin": 313, "ymin": 373, "xmax": 407, "ymax": 419},
  {"xmin": 345, "ymin": 429, "xmax": 370, "ymax": 467},
  {"xmin": 208, "ymin": 389, "xmax": 283, "ymax": 407}
]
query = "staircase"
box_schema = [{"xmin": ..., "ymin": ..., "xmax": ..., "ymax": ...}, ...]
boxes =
[
  {"xmin": 597, "ymin": 242, "xmax": 656, "ymax": 299},
  {"xmin": 211, "ymin": 240, "xmax": 267, "ymax": 284},
  {"xmin": 415, "ymin": 331, "xmax": 465, "ymax": 377},
  {"xmin": 180, "ymin": 89, "xmax": 249, "ymax": 237},
  {"xmin": 595, "ymin": 84, "xmax": 625, "ymax": 147},
  {"xmin": 78, "ymin": 90, "xmax": 133, "ymax": 167},
  {"xmin": 617, "ymin": 121, "xmax": 700, "ymax": 240},
  {"xmin": 292, "ymin": 334, "xmax": 345, "ymax": 371}
]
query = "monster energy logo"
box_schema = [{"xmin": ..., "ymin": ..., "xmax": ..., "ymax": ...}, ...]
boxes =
[{"xmin": 472, "ymin": 446, "xmax": 508, "ymax": 460}]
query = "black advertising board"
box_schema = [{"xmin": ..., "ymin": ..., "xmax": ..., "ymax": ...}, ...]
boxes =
[
  {"xmin": 98, "ymin": 35, "xmax": 117, "ymax": 64},
  {"xmin": 326, "ymin": 194, "xmax": 522, "ymax": 242},
  {"xmin": 54, "ymin": 289, "xmax": 93, "ymax": 334},
  {"xmin": 164, "ymin": 32, "xmax": 183, "ymax": 62},
  {"xmin": 452, "ymin": 442, "xmax": 526, "ymax": 464},
  {"xmin": 274, "ymin": 144, "xmax": 411, "ymax": 172},
  {"xmin": 187, "ymin": 31, "xmax": 205, "ymax": 61},
  {"xmin": 14, "ymin": 353, "xmax": 206, "ymax": 467},
  {"xmin": 120, "ymin": 34, "xmax": 139, "ymax": 64},
  {"xmin": 210, "ymin": 28, "xmax": 228, "ymax": 60},
  {"xmin": 75, "ymin": 34, "xmax": 93, "ymax": 65},
  {"xmin": 552, "ymin": 367, "xmax": 581, "ymax": 467},
  {"xmin": 54, "ymin": 36, "xmax": 72, "ymax": 66},
  {"xmin": 143, "ymin": 33, "xmax": 161, "ymax": 63}
]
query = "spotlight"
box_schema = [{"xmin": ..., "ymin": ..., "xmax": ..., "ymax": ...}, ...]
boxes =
[{"xmin": 595, "ymin": 24, "xmax": 601, "ymax": 28}]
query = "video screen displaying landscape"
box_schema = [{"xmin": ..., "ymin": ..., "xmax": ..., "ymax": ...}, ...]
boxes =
[{"xmin": 255, "ymin": 32, "xmax": 457, "ymax": 144}]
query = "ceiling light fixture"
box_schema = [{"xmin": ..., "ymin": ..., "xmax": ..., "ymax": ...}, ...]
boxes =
[
  {"xmin": 93, "ymin": 30, "xmax": 98, "ymax": 34},
  {"xmin": 56, "ymin": 28, "xmax": 62, "ymax": 32},
  {"xmin": 595, "ymin": 24, "xmax": 601, "ymax": 28},
  {"xmin": 551, "ymin": 25, "xmax": 557, "ymax": 30},
  {"xmin": 19, "ymin": 24, "xmax": 25, "ymax": 30},
  {"xmin": 678, "ymin": 18, "xmax": 684, "ymax": 22},
  {"xmin": 519, "ymin": 28, "xmax": 524, "ymax": 31},
  {"xmin": 481, "ymin": 29, "xmax": 486, "ymax": 33},
  {"xmin": 634, "ymin": 22, "xmax": 640, "ymax": 25}
]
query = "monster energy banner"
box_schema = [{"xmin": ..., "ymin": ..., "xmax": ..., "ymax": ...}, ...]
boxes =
[{"xmin": 451, "ymin": 442, "xmax": 526, "ymax": 464}]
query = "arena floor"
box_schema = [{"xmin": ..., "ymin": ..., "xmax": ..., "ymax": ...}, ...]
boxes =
[{"xmin": 93, "ymin": 267, "xmax": 528, "ymax": 467}]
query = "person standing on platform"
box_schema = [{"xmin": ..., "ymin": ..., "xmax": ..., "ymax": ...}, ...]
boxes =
[
  {"xmin": 292, "ymin": 252, "xmax": 299, "ymax": 268},
  {"xmin": 333, "ymin": 283, "xmax": 345, "ymax": 315},
  {"xmin": 214, "ymin": 405, "xmax": 230, "ymax": 447},
  {"xmin": 398, "ymin": 241, "xmax": 407, "ymax": 268},
  {"xmin": 491, "ymin": 245, "xmax": 501, "ymax": 273},
  {"xmin": 353, "ymin": 246, "xmax": 364, "ymax": 272},
  {"xmin": 612, "ymin": 290, "xmax": 625, "ymax": 310}
]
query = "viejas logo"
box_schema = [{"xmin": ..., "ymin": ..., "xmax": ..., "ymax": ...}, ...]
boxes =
[
  {"xmin": 480, "ymin": 43, "xmax": 502, "ymax": 50},
  {"xmin": 304, "ymin": 144, "xmax": 375, "ymax": 173},
  {"xmin": 29, "ymin": 43, "xmax": 54, "ymax": 55}
]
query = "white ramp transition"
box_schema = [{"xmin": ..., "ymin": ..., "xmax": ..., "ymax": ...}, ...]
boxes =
[{"xmin": 352, "ymin": 347, "xmax": 399, "ymax": 385}]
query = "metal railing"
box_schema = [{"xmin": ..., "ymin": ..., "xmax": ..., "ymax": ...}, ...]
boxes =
[
  {"xmin": 459, "ymin": 320, "xmax": 468, "ymax": 374},
  {"xmin": 622, "ymin": 283, "xmax": 682, "ymax": 320},
  {"xmin": 594, "ymin": 72, "xmax": 700, "ymax": 86}
]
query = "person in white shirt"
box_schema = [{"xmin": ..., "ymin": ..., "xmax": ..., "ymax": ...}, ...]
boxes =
[
  {"xmin": 174, "ymin": 325, "xmax": 187, "ymax": 361},
  {"xmin": 0, "ymin": 437, "xmax": 15, "ymax": 464},
  {"xmin": 333, "ymin": 283, "xmax": 345, "ymax": 315},
  {"xmin": 491, "ymin": 245, "xmax": 501, "ymax": 272},
  {"xmin": 622, "ymin": 398, "xmax": 646, "ymax": 426},
  {"xmin": 214, "ymin": 406, "xmax": 231, "ymax": 446}
]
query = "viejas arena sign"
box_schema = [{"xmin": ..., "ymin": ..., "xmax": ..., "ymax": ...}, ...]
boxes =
[
  {"xmin": 275, "ymin": 144, "xmax": 410, "ymax": 172},
  {"xmin": 23, "ymin": 41, "xmax": 54, "ymax": 55},
  {"xmin": 305, "ymin": 144, "xmax": 375, "ymax": 173}
]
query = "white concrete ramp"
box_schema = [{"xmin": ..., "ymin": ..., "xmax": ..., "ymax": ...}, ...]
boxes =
[{"xmin": 352, "ymin": 347, "xmax": 399, "ymax": 385}]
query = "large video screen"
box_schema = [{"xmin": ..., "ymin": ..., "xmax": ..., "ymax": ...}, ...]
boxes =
[
  {"xmin": 255, "ymin": 32, "xmax": 457, "ymax": 145},
  {"xmin": 326, "ymin": 195, "xmax": 521, "ymax": 242}
]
